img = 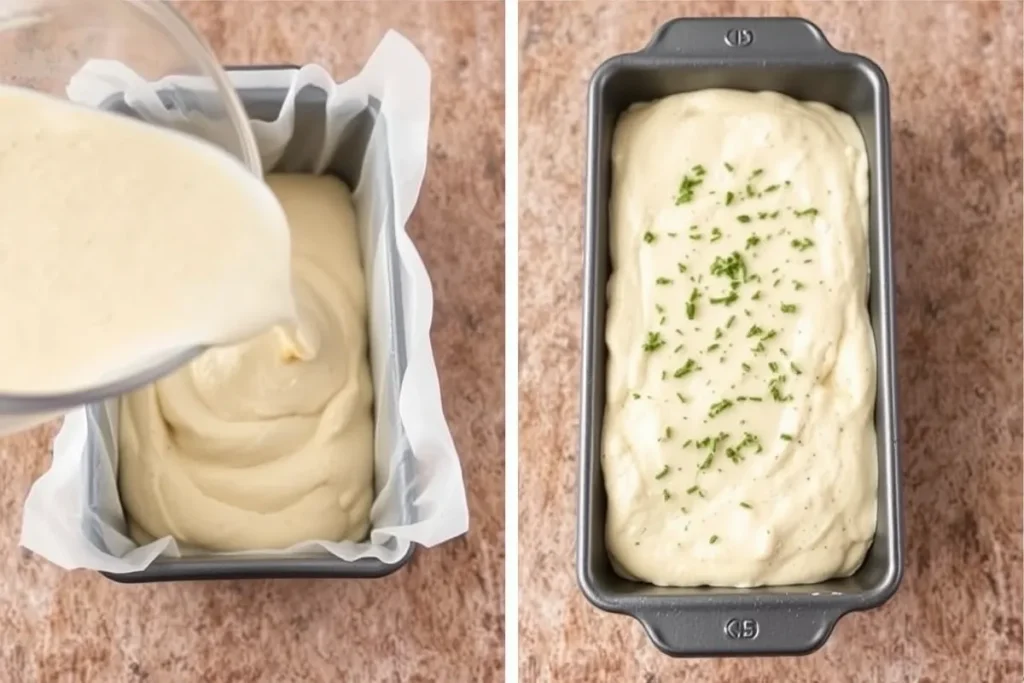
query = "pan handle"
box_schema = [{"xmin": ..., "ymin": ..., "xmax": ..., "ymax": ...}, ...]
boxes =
[
  {"xmin": 642, "ymin": 17, "xmax": 838, "ymax": 58},
  {"xmin": 635, "ymin": 604, "xmax": 844, "ymax": 656}
]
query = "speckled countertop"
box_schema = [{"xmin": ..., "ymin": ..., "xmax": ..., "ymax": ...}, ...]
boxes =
[
  {"xmin": 0, "ymin": 2, "xmax": 504, "ymax": 681},
  {"xmin": 519, "ymin": 1, "xmax": 1022, "ymax": 680}
]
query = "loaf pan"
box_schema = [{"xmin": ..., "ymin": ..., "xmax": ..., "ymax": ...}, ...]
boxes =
[
  {"xmin": 578, "ymin": 18, "xmax": 902, "ymax": 656},
  {"xmin": 86, "ymin": 70, "xmax": 415, "ymax": 582}
]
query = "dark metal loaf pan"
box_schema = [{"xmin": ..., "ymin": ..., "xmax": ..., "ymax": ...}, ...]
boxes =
[
  {"xmin": 90, "ymin": 68, "xmax": 415, "ymax": 582},
  {"xmin": 578, "ymin": 18, "xmax": 902, "ymax": 656}
]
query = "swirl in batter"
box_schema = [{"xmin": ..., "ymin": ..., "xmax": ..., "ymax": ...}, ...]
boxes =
[{"xmin": 119, "ymin": 175, "xmax": 374, "ymax": 552}]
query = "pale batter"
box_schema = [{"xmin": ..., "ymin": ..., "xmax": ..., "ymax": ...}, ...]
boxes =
[
  {"xmin": 604, "ymin": 90, "xmax": 877, "ymax": 587},
  {"xmin": 119, "ymin": 175, "xmax": 374, "ymax": 552},
  {"xmin": 0, "ymin": 85, "xmax": 295, "ymax": 394}
]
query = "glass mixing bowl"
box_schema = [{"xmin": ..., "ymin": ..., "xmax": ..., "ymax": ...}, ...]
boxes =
[{"xmin": 0, "ymin": 0, "xmax": 260, "ymax": 431}]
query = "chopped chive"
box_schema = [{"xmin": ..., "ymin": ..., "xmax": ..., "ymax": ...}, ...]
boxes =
[
  {"xmin": 674, "ymin": 359, "xmax": 700, "ymax": 378},
  {"xmin": 676, "ymin": 392, "xmax": 687, "ymax": 403},
  {"xmin": 724, "ymin": 162, "xmax": 735, "ymax": 172},
  {"xmin": 745, "ymin": 234, "xmax": 761, "ymax": 250},
  {"xmin": 725, "ymin": 191, "xmax": 735, "ymax": 206},
  {"xmin": 682, "ymin": 439, "xmax": 693, "ymax": 448},
  {"xmin": 793, "ymin": 280, "xmax": 806, "ymax": 290},
  {"xmin": 764, "ymin": 184, "xmax": 780, "ymax": 193},
  {"xmin": 750, "ymin": 169, "xmax": 764, "ymax": 178},
  {"xmin": 747, "ymin": 325, "xmax": 763, "ymax": 338},
  {"xmin": 707, "ymin": 343, "xmax": 720, "ymax": 352},
  {"xmin": 780, "ymin": 434, "xmax": 793, "ymax": 441},
  {"xmin": 678, "ymin": 262, "xmax": 688, "ymax": 273},
  {"xmin": 643, "ymin": 231, "xmax": 656, "ymax": 243},
  {"xmin": 761, "ymin": 329, "xmax": 777, "ymax": 341},
  {"xmin": 769, "ymin": 375, "xmax": 793, "ymax": 402},
  {"xmin": 741, "ymin": 362, "xmax": 751, "ymax": 372},
  {"xmin": 663, "ymin": 489, "xmax": 672, "ymax": 501},
  {"xmin": 655, "ymin": 276, "xmax": 673, "ymax": 285},
  {"xmin": 686, "ymin": 485, "xmax": 700, "ymax": 495},
  {"xmin": 710, "ymin": 291, "xmax": 739, "ymax": 305},
  {"xmin": 710, "ymin": 227, "xmax": 723, "ymax": 242},
  {"xmin": 791, "ymin": 362, "xmax": 803, "ymax": 375},
  {"xmin": 751, "ymin": 290, "xmax": 762, "ymax": 301},
  {"xmin": 791, "ymin": 237, "xmax": 815, "ymax": 251},
  {"xmin": 740, "ymin": 502, "xmax": 753, "ymax": 509},
  {"xmin": 726, "ymin": 315, "xmax": 736, "ymax": 328},
  {"xmin": 642, "ymin": 331, "xmax": 666, "ymax": 352},
  {"xmin": 708, "ymin": 399, "xmax": 734, "ymax": 418},
  {"xmin": 768, "ymin": 361, "xmax": 779, "ymax": 373},
  {"xmin": 794, "ymin": 207, "xmax": 819, "ymax": 218},
  {"xmin": 686, "ymin": 288, "xmax": 700, "ymax": 320},
  {"xmin": 781, "ymin": 303, "xmax": 798, "ymax": 313},
  {"xmin": 655, "ymin": 465, "xmax": 670, "ymax": 479},
  {"xmin": 675, "ymin": 172, "xmax": 704, "ymax": 204},
  {"xmin": 709, "ymin": 535, "xmax": 719, "ymax": 544},
  {"xmin": 737, "ymin": 214, "xmax": 752, "ymax": 224}
]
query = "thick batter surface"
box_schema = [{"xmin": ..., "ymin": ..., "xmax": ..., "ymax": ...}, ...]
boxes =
[
  {"xmin": 119, "ymin": 175, "xmax": 374, "ymax": 552},
  {"xmin": 603, "ymin": 90, "xmax": 877, "ymax": 587},
  {"xmin": 0, "ymin": 86, "xmax": 294, "ymax": 394}
]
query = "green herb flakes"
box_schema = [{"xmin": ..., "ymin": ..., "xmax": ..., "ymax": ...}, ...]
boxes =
[
  {"xmin": 769, "ymin": 375, "xmax": 793, "ymax": 402},
  {"xmin": 791, "ymin": 237, "xmax": 815, "ymax": 251},
  {"xmin": 675, "ymin": 172, "xmax": 704, "ymax": 205},
  {"xmin": 725, "ymin": 191, "xmax": 735, "ymax": 206},
  {"xmin": 655, "ymin": 277, "xmax": 673, "ymax": 286},
  {"xmin": 781, "ymin": 302, "xmax": 798, "ymax": 313},
  {"xmin": 674, "ymin": 359, "xmax": 700, "ymax": 378},
  {"xmin": 737, "ymin": 214, "xmax": 752, "ymax": 224},
  {"xmin": 642, "ymin": 331, "xmax": 666, "ymax": 352},
  {"xmin": 686, "ymin": 288, "xmax": 700, "ymax": 320},
  {"xmin": 708, "ymin": 399, "xmax": 734, "ymax": 418},
  {"xmin": 710, "ymin": 291, "xmax": 739, "ymax": 305},
  {"xmin": 643, "ymin": 231, "xmax": 656, "ymax": 243},
  {"xmin": 655, "ymin": 465, "xmax": 670, "ymax": 480}
]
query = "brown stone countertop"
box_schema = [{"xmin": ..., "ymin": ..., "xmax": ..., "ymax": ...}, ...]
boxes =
[
  {"xmin": 0, "ymin": 1, "xmax": 504, "ymax": 681},
  {"xmin": 519, "ymin": 1, "xmax": 1022, "ymax": 680}
]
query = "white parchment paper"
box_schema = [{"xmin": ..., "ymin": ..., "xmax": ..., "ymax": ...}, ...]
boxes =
[{"xmin": 20, "ymin": 31, "xmax": 469, "ymax": 571}]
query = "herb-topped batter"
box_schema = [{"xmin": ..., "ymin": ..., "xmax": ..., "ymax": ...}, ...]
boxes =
[{"xmin": 603, "ymin": 89, "xmax": 877, "ymax": 588}]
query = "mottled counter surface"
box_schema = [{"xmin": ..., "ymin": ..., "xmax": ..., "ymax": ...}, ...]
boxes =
[
  {"xmin": 519, "ymin": 1, "xmax": 1022, "ymax": 680},
  {"xmin": 0, "ymin": 2, "xmax": 504, "ymax": 681}
]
